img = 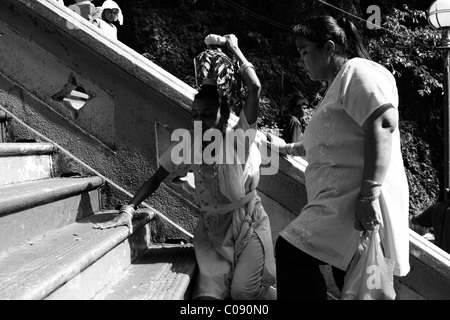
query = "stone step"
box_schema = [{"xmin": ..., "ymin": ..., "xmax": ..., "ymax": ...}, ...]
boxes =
[
  {"xmin": 0, "ymin": 210, "xmax": 155, "ymax": 300},
  {"xmin": 0, "ymin": 177, "xmax": 103, "ymax": 251},
  {"xmin": 0, "ymin": 142, "xmax": 55, "ymax": 186},
  {"xmin": 91, "ymin": 246, "xmax": 277, "ymax": 301},
  {"xmin": 91, "ymin": 244, "xmax": 197, "ymax": 300}
]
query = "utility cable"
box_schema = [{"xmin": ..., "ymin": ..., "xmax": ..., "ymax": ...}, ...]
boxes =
[{"xmin": 226, "ymin": 0, "xmax": 292, "ymax": 31}]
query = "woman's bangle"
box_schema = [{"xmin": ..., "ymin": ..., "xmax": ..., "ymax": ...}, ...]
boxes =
[
  {"xmin": 120, "ymin": 205, "xmax": 135, "ymax": 218},
  {"xmin": 362, "ymin": 179, "xmax": 382, "ymax": 187},
  {"xmin": 239, "ymin": 61, "xmax": 255, "ymax": 75},
  {"xmin": 357, "ymin": 193, "xmax": 380, "ymax": 202}
]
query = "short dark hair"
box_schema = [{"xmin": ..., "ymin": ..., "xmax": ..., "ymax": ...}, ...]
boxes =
[{"xmin": 287, "ymin": 95, "xmax": 308, "ymax": 114}]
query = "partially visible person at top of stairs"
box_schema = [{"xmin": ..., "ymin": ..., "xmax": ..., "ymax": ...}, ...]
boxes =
[
  {"xmin": 91, "ymin": 0, "xmax": 123, "ymax": 40},
  {"xmin": 94, "ymin": 34, "xmax": 276, "ymax": 300},
  {"xmin": 68, "ymin": 0, "xmax": 95, "ymax": 21}
]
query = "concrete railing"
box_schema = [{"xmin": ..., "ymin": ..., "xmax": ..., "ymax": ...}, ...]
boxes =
[{"xmin": 395, "ymin": 230, "xmax": 450, "ymax": 299}]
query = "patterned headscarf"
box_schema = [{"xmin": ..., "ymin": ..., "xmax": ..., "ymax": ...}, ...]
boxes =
[{"xmin": 193, "ymin": 36, "xmax": 244, "ymax": 113}]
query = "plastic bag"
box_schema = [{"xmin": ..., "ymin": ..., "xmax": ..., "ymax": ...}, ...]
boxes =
[{"xmin": 340, "ymin": 227, "xmax": 396, "ymax": 300}]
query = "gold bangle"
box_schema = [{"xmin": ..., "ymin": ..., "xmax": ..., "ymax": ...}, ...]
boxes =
[
  {"xmin": 362, "ymin": 179, "xmax": 382, "ymax": 187},
  {"xmin": 239, "ymin": 61, "xmax": 255, "ymax": 75},
  {"xmin": 120, "ymin": 205, "xmax": 135, "ymax": 218},
  {"xmin": 357, "ymin": 193, "xmax": 380, "ymax": 202}
]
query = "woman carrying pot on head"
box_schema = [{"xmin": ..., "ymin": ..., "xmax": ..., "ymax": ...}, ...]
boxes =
[{"xmin": 94, "ymin": 34, "xmax": 276, "ymax": 300}]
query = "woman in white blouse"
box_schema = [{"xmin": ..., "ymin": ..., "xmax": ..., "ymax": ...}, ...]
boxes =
[{"xmin": 267, "ymin": 15, "xmax": 410, "ymax": 300}]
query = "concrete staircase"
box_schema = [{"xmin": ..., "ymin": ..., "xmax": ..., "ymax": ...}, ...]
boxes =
[{"xmin": 0, "ymin": 123, "xmax": 197, "ymax": 300}]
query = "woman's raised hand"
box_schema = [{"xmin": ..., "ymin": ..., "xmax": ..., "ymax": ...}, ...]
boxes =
[{"xmin": 224, "ymin": 34, "xmax": 239, "ymax": 53}]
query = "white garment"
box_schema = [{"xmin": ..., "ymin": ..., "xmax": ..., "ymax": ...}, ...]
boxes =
[
  {"xmin": 158, "ymin": 110, "xmax": 275, "ymax": 299},
  {"xmin": 94, "ymin": 0, "xmax": 124, "ymax": 25},
  {"xmin": 68, "ymin": 1, "xmax": 95, "ymax": 21},
  {"xmin": 93, "ymin": 19, "xmax": 117, "ymax": 40},
  {"xmin": 280, "ymin": 57, "xmax": 410, "ymax": 277}
]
